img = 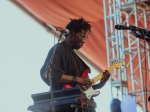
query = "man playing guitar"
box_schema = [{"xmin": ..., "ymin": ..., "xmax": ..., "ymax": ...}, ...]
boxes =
[{"xmin": 40, "ymin": 17, "xmax": 110, "ymax": 112}]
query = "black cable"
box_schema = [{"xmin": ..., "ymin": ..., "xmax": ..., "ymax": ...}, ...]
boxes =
[
  {"xmin": 49, "ymin": 29, "xmax": 58, "ymax": 112},
  {"xmin": 144, "ymin": 35, "xmax": 148, "ymax": 112},
  {"xmin": 47, "ymin": 29, "xmax": 62, "ymax": 112}
]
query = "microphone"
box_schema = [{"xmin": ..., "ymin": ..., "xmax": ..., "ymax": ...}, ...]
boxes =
[
  {"xmin": 115, "ymin": 25, "xmax": 145, "ymax": 31},
  {"xmin": 115, "ymin": 25, "xmax": 150, "ymax": 42},
  {"xmin": 56, "ymin": 29, "xmax": 69, "ymax": 35},
  {"xmin": 115, "ymin": 25, "xmax": 150, "ymax": 33}
]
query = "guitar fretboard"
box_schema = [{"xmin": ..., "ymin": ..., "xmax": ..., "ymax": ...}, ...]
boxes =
[{"xmin": 91, "ymin": 62, "xmax": 124, "ymax": 84}]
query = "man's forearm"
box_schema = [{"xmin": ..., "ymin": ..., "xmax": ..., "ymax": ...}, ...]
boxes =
[
  {"xmin": 93, "ymin": 79, "xmax": 107, "ymax": 89},
  {"xmin": 59, "ymin": 74, "xmax": 74, "ymax": 83}
]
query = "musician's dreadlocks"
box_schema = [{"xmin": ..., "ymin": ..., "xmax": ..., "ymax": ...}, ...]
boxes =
[{"xmin": 66, "ymin": 17, "xmax": 92, "ymax": 36}]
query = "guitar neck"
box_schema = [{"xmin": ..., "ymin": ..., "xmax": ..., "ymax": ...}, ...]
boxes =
[{"xmin": 91, "ymin": 65, "xmax": 115, "ymax": 85}]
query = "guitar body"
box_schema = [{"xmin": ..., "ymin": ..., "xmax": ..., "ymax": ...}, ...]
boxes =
[
  {"xmin": 63, "ymin": 61, "xmax": 125, "ymax": 100},
  {"xmin": 82, "ymin": 86, "xmax": 100, "ymax": 99},
  {"xmin": 63, "ymin": 69, "xmax": 100, "ymax": 99}
]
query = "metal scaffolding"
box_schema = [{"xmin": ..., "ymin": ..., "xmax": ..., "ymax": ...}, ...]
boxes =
[{"xmin": 103, "ymin": 0, "xmax": 150, "ymax": 111}]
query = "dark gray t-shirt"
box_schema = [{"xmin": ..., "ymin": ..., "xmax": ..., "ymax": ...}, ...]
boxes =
[{"xmin": 40, "ymin": 41, "xmax": 90, "ymax": 90}]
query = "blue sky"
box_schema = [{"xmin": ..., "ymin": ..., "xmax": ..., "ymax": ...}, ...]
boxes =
[{"xmin": 0, "ymin": 1, "xmax": 112, "ymax": 112}]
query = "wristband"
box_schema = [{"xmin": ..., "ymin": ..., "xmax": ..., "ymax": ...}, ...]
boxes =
[{"xmin": 72, "ymin": 76, "xmax": 77, "ymax": 83}]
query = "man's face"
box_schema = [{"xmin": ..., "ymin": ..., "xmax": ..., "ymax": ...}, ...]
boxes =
[{"xmin": 71, "ymin": 29, "xmax": 87, "ymax": 50}]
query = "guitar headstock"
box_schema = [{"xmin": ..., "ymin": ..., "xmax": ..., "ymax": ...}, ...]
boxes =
[{"xmin": 112, "ymin": 61, "xmax": 125, "ymax": 69}]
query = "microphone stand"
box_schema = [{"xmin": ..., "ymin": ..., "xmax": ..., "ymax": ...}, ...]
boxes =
[
  {"xmin": 44, "ymin": 32, "xmax": 64, "ymax": 112},
  {"xmin": 134, "ymin": 29, "xmax": 149, "ymax": 111}
]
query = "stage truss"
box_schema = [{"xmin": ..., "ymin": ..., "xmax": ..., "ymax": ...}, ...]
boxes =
[{"xmin": 103, "ymin": 0, "xmax": 150, "ymax": 111}]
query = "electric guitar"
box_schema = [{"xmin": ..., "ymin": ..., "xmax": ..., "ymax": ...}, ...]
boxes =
[{"xmin": 63, "ymin": 61, "xmax": 125, "ymax": 99}]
